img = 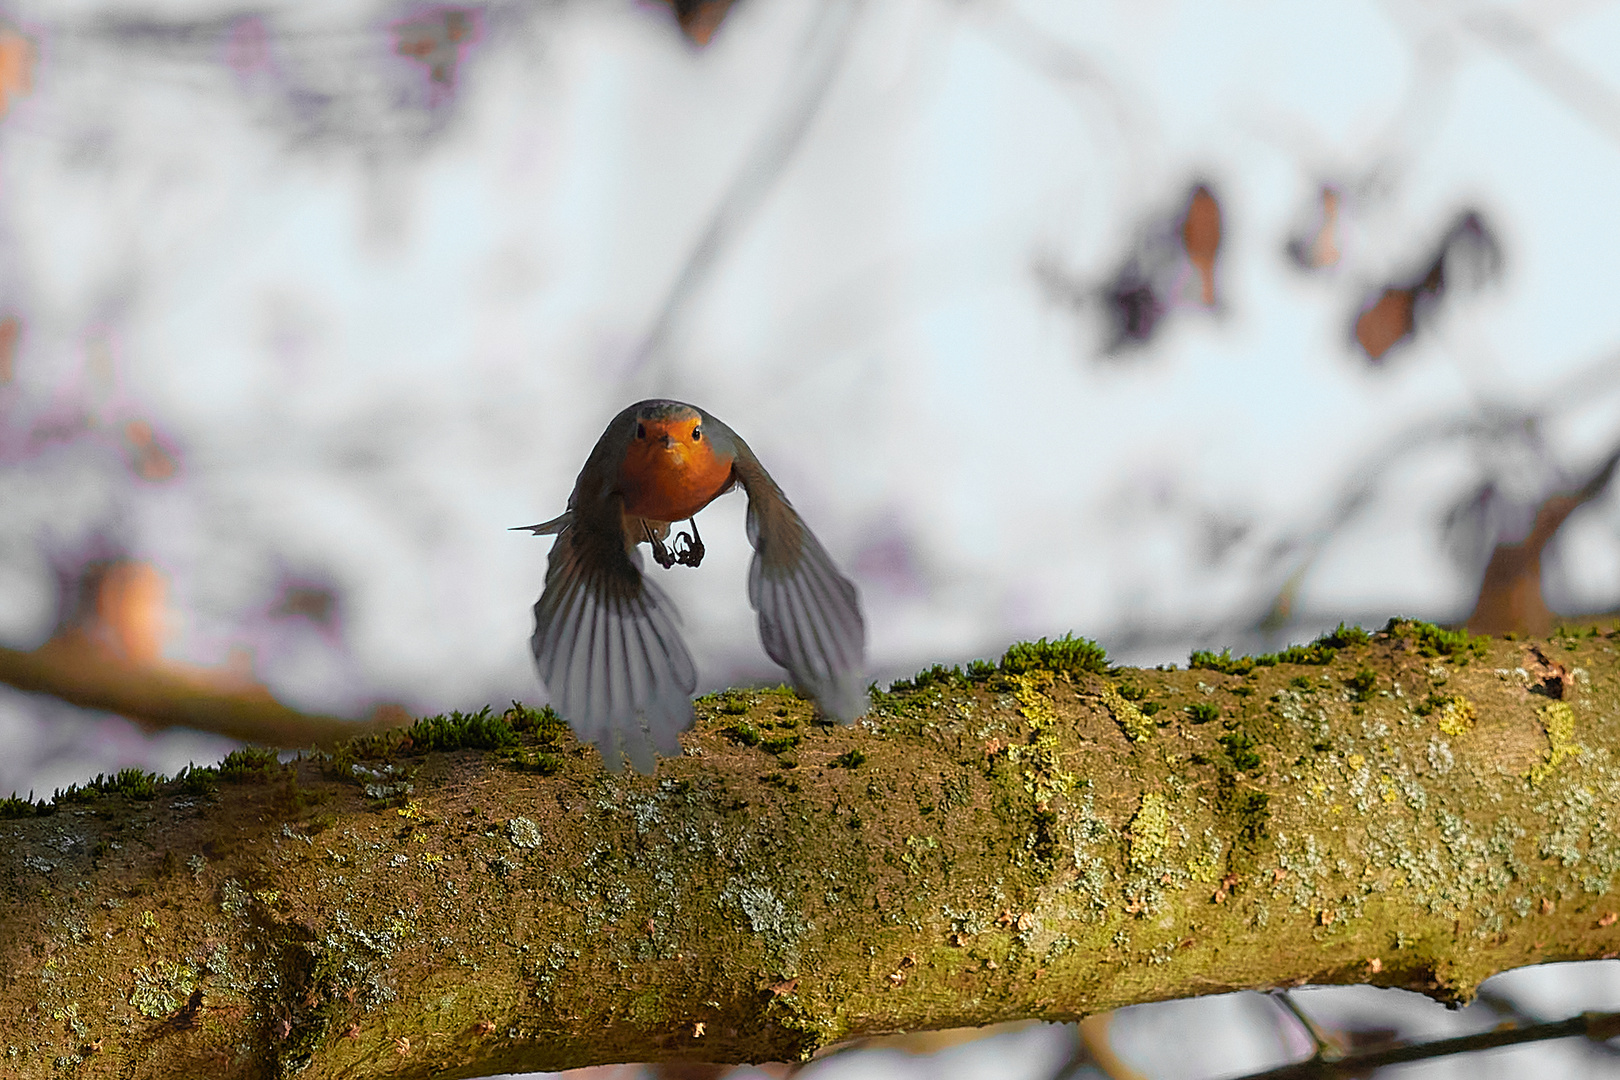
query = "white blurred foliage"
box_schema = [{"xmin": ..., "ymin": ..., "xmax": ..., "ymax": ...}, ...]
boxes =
[{"xmin": 0, "ymin": 0, "xmax": 1617, "ymax": 779}]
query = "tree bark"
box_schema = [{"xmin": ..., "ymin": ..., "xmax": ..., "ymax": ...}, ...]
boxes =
[{"xmin": 5, "ymin": 623, "xmax": 1620, "ymax": 1079}]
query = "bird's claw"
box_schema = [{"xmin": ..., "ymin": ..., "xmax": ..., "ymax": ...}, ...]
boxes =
[
  {"xmin": 646, "ymin": 518, "xmax": 702, "ymax": 570},
  {"xmin": 672, "ymin": 530, "xmax": 704, "ymax": 568}
]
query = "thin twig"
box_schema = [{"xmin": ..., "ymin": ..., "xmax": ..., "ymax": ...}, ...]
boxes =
[
  {"xmin": 1266, "ymin": 991, "xmax": 1342, "ymax": 1062},
  {"xmin": 1463, "ymin": 7, "xmax": 1620, "ymax": 148},
  {"xmin": 1076, "ymin": 1013, "xmax": 1150, "ymax": 1080},
  {"xmin": 1228, "ymin": 1008, "xmax": 1620, "ymax": 1080},
  {"xmin": 1046, "ymin": 1023, "xmax": 1094, "ymax": 1080},
  {"xmin": 631, "ymin": 0, "xmax": 866, "ymax": 389}
]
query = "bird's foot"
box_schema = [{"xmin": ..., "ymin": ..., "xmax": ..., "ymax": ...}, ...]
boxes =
[
  {"xmin": 673, "ymin": 521, "xmax": 704, "ymax": 567},
  {"xmin": 650, "ymin": 536, "xmax": 678, "ymax": 569}
]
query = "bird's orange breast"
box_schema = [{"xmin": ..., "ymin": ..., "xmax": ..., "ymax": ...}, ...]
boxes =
[{"xmin": 619, "ymin": 428, "xmax": 734, "ymax": 524}]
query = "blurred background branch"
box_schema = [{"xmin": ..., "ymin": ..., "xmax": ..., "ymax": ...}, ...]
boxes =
[{"xmin": 0, "ymin": 629, "xmax": 397, "ymax": 749}]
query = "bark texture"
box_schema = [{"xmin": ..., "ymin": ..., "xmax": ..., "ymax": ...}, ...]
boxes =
[{"xmin": 5, "ymin": 623, "xmax": 1620, "ymax": 1079}]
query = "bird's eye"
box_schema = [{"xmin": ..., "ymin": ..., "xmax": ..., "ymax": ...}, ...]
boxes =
[
  {"xmin": 691, "ymin": 425, "xmax": 702, "ymax": 441},
  {"xmin": 636, "ymin": 422, "xmax": 646, "ymax": 439}
]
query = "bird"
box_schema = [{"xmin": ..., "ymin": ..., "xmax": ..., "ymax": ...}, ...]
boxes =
[{"xmin": 515, "ymin": 399, "xmax": 867, "ymax": 771}]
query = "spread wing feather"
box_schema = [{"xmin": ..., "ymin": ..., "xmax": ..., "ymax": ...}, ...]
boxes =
[
  {"xmin": 730, "ymin": 446, "xmax": 867, "ymax": 722},
  {"xmin": 531, "ymin": 515, "xmax": 695, "ymax": 772}
]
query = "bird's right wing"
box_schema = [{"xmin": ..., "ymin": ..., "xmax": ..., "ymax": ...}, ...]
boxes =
[{"xmin": 530, "ymin": 506, "xmax": 696, "ymax": 772}]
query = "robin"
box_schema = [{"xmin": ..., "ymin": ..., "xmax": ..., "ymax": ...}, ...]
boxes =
[{"xmin": 515, "ymin": 399, "xmax": 867, "ymax": 771}]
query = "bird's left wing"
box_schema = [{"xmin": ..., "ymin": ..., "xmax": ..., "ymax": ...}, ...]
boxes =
[{"xmin": 727, "ymin": 438, "xmax": 867, "ymax": 722}]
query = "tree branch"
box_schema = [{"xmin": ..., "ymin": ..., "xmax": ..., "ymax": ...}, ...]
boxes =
[
  {"xmin": 6, "ymin": 622, "xmax": 1620, "ymax": 1078},
  {"xmin": 0, "ymin": 630, "xmax": 400, "ymax": 749}
]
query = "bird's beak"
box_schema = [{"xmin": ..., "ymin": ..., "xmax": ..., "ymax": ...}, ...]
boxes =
[{"xmin": 658, "ymin": 434, "xmax": 676, "ymax": 449}]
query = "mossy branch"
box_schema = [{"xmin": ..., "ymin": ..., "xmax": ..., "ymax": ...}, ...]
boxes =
[{"xmin": 7, "ymin": 623, "xmax": 1620, "ymax": 1079}]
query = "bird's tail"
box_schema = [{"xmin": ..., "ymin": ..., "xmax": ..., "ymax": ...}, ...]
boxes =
[{"xmin": 512, "ymin": 511, "xmax": 572, "ymax": 536}]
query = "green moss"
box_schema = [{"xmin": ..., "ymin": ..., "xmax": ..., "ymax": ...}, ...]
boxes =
[
  {"xmin": 1000, "ymin": 633, "xmax": 1109, "ymax": 678},
  {"xmin": 830, "ymin": 749, "xmax": 866, "ymax": 769},
  {"xmin": 888, "ymin": 664, "xmax": 967, "ymax": 694},
  {"xmin": 1186, "ymin": 702, "xmax": 1220, "ymax": 724},
  {"xmin": 761, "ymin": 732, "xmax": 802, "ymax": 755},
  {"xmin": 114, "ymin": 767, "xmax": 158, "ymax": 799},
  {"xmin": 1385, "ymin": 618, "xmax": 1489, "ymax": 663},
  {"xmin": 52, "ymin": 778, "xmax": 100, "ymax": 803},
  {"xmin": 712, "ymin": 691, "xmax": 754, "ymax": 716},
  {"xmin": 406, "ymin": 706, "xmax": 520, "ymax": 752},
  {"xmin": 53, "ymin": 767, "xmax": 161, "ymax": 804},
  {"xmin": 723, "ymin": 722, "xmax": 761, "ymax": 747},
  {"xmin": 1191, "ymin": 627, "xmax": 1362, "ymax": 673},
  {"xmin": 510, "ymin": 749, "xmax": 563, "ymax": 775},
  {"xmin": 1274, "ymin": 642, "xmax": 1337, "ymax": 665},
  {"xmin": 1345, "ymin": 667, "xmax": 1378, "ymax": 702},
  {"xmin": 333, "ymin": 703, "xmax": 564, "ymax": 784},
  {"xmin": 1316, "ymin": 622, "xmax": 1371, "ymax": 648},
  {"xmin": 1190, "ymin": 649, "xmax": 1272, "ymax": 676},
  {"xmin": 175, "ymin": 764, "xmax": 219, "ymax": 796},
  {"xmin": 1218, "ymin": 730, "xmax": 1262, "ymax": 772},
  {"xmin": 505, "ymin": 702, "xmax": 569, "ymax": 737},
  {"xmin": 0, "ymin": 793, "xmax": 47, "ymax": 818},
  {"xmin": 220, "ymin": 746, "xmax": 283, "ymax": 782}
]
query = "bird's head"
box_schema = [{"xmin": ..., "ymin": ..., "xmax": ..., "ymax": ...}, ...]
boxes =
[{"xmin": 630, "ymin": 403, "xmax": 707, "ymax": 464}]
